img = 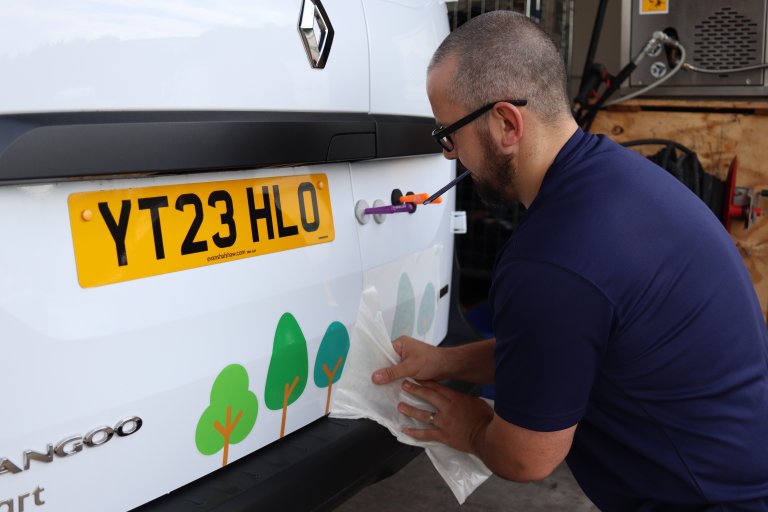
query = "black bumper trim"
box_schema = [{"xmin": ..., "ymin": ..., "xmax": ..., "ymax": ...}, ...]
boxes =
[{"xmin": 129, "ymin": 417, "xmax": 421, "ymax": 512}]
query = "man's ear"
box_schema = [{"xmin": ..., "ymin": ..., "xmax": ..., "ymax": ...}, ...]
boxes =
[{"xmin": 491, "ymin": 102, "xmax": 524, "ymax": 149}]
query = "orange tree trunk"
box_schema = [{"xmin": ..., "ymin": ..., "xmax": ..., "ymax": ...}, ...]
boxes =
[
  {"xmin": 214, "ymin": 405, "xmax": 243, "ymax": 466},
  {"xmin": 280, "ymin": 376, "xmax": 300, "ymax": 438},
  {"xmin": 322, "ymin": 356, "xmax": 344, "ymax": 416}
]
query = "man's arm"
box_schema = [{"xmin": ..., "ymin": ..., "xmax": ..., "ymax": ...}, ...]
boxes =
[
  {"xmin": 444, "ymin": 338, "xmax": 496, "ymax": 384},
  {"xmin": 372, "ymin": 337, "xmax": 496, "ymax": 385},
  {"xmin": 476, "ymin": 414, "xmax": 575, "ymax": 481},
  {"xmin": 398, "ymin": 380, "xmax": 575, "ymax": 482}
]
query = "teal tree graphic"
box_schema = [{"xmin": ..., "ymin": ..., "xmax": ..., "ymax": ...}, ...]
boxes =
[
  {"xmin": 417, "ymin": 282, "xmax": 437, "ymax": 336},
  {"xmin": 265, "ymin": 313, "xmax": 308, "ymax": 438},
  {"xmin": 314, "ymin": 321, "xmax": 350, "ymax": 415},
  {"xmin": 391, "ymin": 273, "xmax": 416, "ymax": 340},
  {"xmin": 195, "ymin": 364, "xmax": 259, "ymax": 467}
]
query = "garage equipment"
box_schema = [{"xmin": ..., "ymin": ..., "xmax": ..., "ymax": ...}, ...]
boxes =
[
  {"xmin": 722, "ymin": 156, "xmax": 764, "ymax": 231},
  {"xmin": 621, "ymin": 0, "xmax": 768, "ymax": 97}
]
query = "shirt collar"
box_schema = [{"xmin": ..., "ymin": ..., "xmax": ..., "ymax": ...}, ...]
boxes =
[{"xmin": 525, "ymin": 127, "xmax": 586, "ymax": 214}]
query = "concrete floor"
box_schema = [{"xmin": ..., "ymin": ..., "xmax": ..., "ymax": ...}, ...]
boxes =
[{"xmin": 335, "ymin": 452, "xmax": 599, "ymax": 511}]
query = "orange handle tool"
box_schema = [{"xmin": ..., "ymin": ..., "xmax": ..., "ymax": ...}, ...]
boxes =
[{"xmin": 399, "ymin": 193, "xmax": 442, "ymax": 205}]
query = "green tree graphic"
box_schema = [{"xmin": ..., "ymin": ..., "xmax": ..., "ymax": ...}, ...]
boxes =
[
  {"xmin": 417, "ymin": 282, "xmax": 437, "ymax": 336},
  {"xmin": 391, "ymin": 272, "xmax": 416, "ymax": 340},
  {"xmin": 313, "ymin": 321, "xmax": 351, "ymax": 415},
  {"xmin": 265, "ymin": 312, "xmax": 309, "ymax": 438},
  {"xmin": 195, "ymin": 364, "xmax": 259, "ymax": 467}
]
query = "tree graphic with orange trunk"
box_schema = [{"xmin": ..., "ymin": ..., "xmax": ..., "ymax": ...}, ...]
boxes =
[
  {"xmin": 195, "ymin": 364, "xmax": 259, "ymax": 466},
  {"xmin": 265, "ymin": 312, "xmax": 308, "ymax": 438},
  {"xmin": 313, "ymin": 321, "xmax": 350, "ymax": 415}
]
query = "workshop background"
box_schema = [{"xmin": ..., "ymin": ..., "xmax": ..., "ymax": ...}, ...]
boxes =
[
  {"xmin": 338, "ymin": 0, "xmax": 768, "ymax": 509},
  {"xmin": 454, "ymin": 0, "xmax": 768, "ymax": 322}
]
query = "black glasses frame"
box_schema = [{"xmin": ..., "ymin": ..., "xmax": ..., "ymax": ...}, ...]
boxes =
[{"xmin": 431, "ymin": 99, "xmax": 527, "ymax": 152}]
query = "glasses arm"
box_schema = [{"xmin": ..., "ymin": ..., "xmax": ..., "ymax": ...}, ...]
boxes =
[
  {"xmin": 433, "ymin": 103, "xmax": 494, "ymax": 140},
  {"xmin": 432, "ymin": 99, "xmax": 527, "ymax": 141}
]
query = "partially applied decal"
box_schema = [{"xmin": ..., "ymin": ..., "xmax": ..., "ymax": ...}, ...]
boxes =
[
  {"xmin": 391, "ymin": 272, "xmax": 438, "ymax": 340},
  {"xmin": 391, "ymin": 273, "xmax": 416, "ymax": 340},
  {"xmin": 417, "ymin": 282, "xmax": 437, "ymax": 336}
]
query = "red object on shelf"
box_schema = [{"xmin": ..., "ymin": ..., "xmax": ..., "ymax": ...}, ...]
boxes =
[
  {"xmin": 722, "ymin": 156, "xmax": 738, "ymax": 232},
  {"xmin": 722, "ymin": 155, "xmax": 763, "ymax": 231}
]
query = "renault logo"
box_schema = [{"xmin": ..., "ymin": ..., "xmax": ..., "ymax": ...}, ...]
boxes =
[{"xmin": 298, "ymin": 0, "xmax": 334, "ymax": 69}]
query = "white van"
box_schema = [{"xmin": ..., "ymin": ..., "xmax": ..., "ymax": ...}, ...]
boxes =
[{"xmin": 0, "ymin": 1, "xmax": 462, "ymax": 510}]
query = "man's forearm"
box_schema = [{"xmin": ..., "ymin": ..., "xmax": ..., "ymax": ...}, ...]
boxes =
[{"xmin": 440, "ymin": 338, "xmax": 495, "ymax": 384}]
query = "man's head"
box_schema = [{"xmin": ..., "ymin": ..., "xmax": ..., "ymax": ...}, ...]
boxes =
[
  {"xmin": 429, "ymin": 11, "xmax": 570, "ymax": 125},
  {"xmin": 427, "ymin": 11, "xmax": 574, "ymax": 206}
]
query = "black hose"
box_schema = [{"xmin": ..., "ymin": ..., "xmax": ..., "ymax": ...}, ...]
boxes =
[
  {"xmin": 578, "ymin": 0, "xmax": 609, "ymax": 104},
  {"xmin": 621, "ymin": 139, "xmax": 696, "ymax": 156},
  {"xmin": 621, "ymin": 139, "xmax": 720, "ymax": 215},
  {"xmin": 580, "ymin": 61, "xmax": 637, "ymax": 131}
]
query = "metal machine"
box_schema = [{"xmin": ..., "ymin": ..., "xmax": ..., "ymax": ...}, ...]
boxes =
[{"xmin": 620, "ymin": 0, "xmax": 768, "ymax": 96}]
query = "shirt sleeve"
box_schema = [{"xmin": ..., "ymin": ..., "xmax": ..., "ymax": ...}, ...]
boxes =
[{"xmin": 489, "ymin": 257, "xmax": 615, "ymax": 432}]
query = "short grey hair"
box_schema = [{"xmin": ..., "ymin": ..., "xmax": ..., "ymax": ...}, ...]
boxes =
[{"xmin": 429, "ymin": 11, "xmax": 570, "ymax": 124}]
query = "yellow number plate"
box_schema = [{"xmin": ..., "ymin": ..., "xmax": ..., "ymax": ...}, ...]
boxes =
[{"xmin": 69, "ymin": 174, "xmax": 334, "ymax": 288}]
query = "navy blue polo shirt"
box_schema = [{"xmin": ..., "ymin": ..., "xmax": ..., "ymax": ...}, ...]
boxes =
[{"xmin": 489, "ymin": 129, "xmax": 768, "ymax": 510}]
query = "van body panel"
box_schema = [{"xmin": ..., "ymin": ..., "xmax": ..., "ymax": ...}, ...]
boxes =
[
  {"xmin": 0, "ymin": 1, "xmax": 454, "ymax": 510},
  {"xmin": 0, "ymin": 0, "xmax": 369, "ymax": 114}
]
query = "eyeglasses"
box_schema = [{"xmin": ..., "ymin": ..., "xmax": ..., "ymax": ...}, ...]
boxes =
[{"xmin": 431, "ymin": 99, "xmax": 527, "ymax": 152}]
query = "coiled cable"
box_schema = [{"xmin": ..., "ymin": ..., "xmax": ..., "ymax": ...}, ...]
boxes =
[
  {"xmin": 683, "ymin": 62, "xmax": 768, "ymax": 74},
  {"xmin": 605, "ymin": 37, "xmax": 687, "ymax": 106}
]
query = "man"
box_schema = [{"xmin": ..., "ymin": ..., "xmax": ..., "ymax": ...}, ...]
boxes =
[{"xmin": 372, "ymin": 11, "xmax": 768, "ymax": 510}]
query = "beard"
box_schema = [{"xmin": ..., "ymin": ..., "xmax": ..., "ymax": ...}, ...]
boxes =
[{"xmin": 470, "ymin": 124, "xmax": 517, "ymax": 207}]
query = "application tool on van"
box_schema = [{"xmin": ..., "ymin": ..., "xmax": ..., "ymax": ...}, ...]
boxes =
[
  {"xmin": 399, "ymin": 193, "xmax": 443, "ymax": 205},
  {"xmin": 423, "ymin": 170, "xmax": 471, "ymax": 205},
  {"xmin": 363, "ymin": 203, "xmax": 414, "ymax": 215}
]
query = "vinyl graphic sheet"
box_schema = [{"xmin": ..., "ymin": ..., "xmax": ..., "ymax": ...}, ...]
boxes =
[{"xmin": 330, "ymin": 287, "xmax": 491, "ymax": 504}]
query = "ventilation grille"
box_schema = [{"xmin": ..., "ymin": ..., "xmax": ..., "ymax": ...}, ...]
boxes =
[{"xmin": 693, "ymin": 6, "xmax": 761, "ymax": 70}]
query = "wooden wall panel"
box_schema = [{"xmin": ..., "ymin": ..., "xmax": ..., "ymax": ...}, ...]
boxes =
[{"xmin": 591, "ymin": 100, "xmax": 768, "ymax": 318}]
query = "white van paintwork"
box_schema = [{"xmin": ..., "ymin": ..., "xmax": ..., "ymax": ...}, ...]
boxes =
[{"xmin": 0, "ymin": 1, "xmax": 454, "ymax": 510}]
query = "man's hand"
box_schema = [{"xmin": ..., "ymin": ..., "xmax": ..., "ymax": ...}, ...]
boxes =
[
  {"xmin": 371, "ymin": 336, "xmax": 446, "ymax": 384},
  {"xmin": 372, "ymin": 337, "xmax": 496, "ymax": 386},
  {"xmin": 397, "ymin": 380, "xmax": 494, "ymax": 454},
  {"xmin": 400, "ymin": 380, "xmax": 575, "ymax": 482}
]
